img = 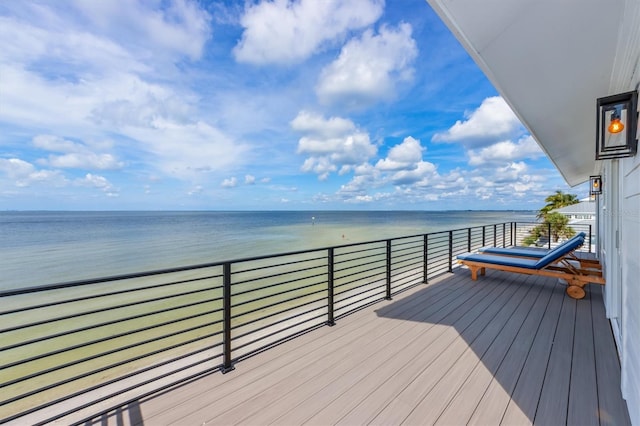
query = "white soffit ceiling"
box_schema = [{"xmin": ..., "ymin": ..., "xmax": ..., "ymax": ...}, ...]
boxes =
[{"xmin": 427, "ymin": 0, "xmax": 625, "ymax": 186}]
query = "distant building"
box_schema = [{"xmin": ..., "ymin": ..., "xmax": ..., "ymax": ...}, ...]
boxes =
[{"xmin": 554, "ymin": 200, "xmax": 596, "ymax": 225}]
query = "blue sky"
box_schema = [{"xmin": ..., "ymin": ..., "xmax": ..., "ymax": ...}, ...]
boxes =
[{"xmin": 0, "ymin": 0, "xmax": 586, "ymax": 211}]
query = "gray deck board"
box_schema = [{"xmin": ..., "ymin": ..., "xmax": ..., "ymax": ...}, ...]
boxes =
[
  {"xmin": 454, "ymin": 275, "xmax": 553, "ymax": 425},
  {"xmin": 534, "ymin": 289, "xmax": 576, "ymax": 425},
  {"xmin": 401, "ymin": 275, "xmax": 539, "ymax": 425},
  {"xmin": 568, "ymin": 286, "xmax": 599, "ymax": 426},
  {"xmin": 84, "ymin": 269, "xmax": 630, "ymax": 426},
  {"xmin": 496, "ymin": 278, "xmax": 565, "ymax": 425},
  {"xmin": 262, "ymin": 273, "xmax": 494, "ymax": 425},
  {"xmin": 591, "ymin": 285, "xmax": 632, "ymax": 426},
  {"xmin": 335, "ymin": 272, "xmax": 519, "ymax": 425},
  {"xmin": 300, "ymin": 272, "xmax": 512, "ymax": 426}
]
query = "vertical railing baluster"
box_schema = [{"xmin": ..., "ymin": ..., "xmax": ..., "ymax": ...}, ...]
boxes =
[
  {"xmin": 482, "ymin": 226, "xmax": 486, "ymax": 246},
  {"xmin": 493, "ymin": 224, "xmax": 497, "ymax": 247},
  {"xmin": 588, "ymin": 225, "xmax": 592, "ymax": 253},
  {"xmin": 548, "ymin": 223, "xmax": 552, "ymax": 249},
  {"xmin": 468, "ymin": 228, "xmax": 472, "ymax": 252},
  {"xmin": 386, "ymin": 240, "xmax": 392, "ymax": 300},
  {"xmin": 327, "ymin": 248, "xmax": 335, "ymax": 326},
  {"xmin": 513, "ymin": 222, "xmax": 516, "ymax": 246},
  {"xmin": 448, "ymin": 231, "xmax": 453, "ymax": 272},
  {"xmin": 503, "ymin": 223, "xmax": 506, "ymax": 247},
  {"xmin": 221, "ymin": 262, "xmax": 234, "ymax": 373},
  {"xmin": 423, "ymin": 234, "xmax": 428, "ymax": 283}
]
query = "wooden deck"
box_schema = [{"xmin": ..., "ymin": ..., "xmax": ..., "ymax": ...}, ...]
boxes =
[{"xmin": 86, "ymin": 268, "xmax": 630, "ymax": 425}]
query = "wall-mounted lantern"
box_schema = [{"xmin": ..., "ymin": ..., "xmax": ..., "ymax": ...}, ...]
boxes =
[
  {"xmin": 596, "ymin": 90, "xmax": 638, "ymax": 160},
  {"xmin": 590, "ymin": 175, "xmax": 602, "ymax": 196}
]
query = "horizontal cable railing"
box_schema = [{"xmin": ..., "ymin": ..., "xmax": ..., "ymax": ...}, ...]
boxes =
[{"xmin": 0, "ymin": 220, "xmax": 593, "ymax": 424}]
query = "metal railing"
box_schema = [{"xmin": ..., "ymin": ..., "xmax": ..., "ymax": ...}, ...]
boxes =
[{"xmin": 0, "ymin": 221, "xmax": 592, "ymax": 424}]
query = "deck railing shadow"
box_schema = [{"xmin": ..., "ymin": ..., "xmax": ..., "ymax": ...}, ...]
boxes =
[
  {"xmin": 373, "ymin": 269, "xmax": 629, "ymax": 425},
  {"xmin": 0, "ymin": 221, "xmax": 596, "ymax": 424}
]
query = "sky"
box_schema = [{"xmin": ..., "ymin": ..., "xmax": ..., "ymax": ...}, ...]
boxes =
[{"xmin": 0, "ymin": 0, "xmax": 587, "ymax": 211}]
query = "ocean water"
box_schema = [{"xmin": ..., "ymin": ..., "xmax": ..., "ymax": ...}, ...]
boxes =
[{"xmin": 0, "ymin": 210, "xmax": 535, "ymax": 292}]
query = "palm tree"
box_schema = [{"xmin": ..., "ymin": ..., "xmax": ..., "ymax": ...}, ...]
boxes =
[
  {"xmin": 536, "ymin": 190, "xmax": 579, "ymax": 220},
  {"xmin": 525, "ymin": 191, "xmax": 579, "ymax": 245}
]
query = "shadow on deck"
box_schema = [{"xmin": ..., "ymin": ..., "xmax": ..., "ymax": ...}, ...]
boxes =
[{"xmin": 85, "ymin": 269, "xmax": 630, "ymax": 425}]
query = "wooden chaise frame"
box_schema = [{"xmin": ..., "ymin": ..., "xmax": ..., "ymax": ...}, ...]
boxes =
[{"xmin": 457, "ymin": 236, "xmax": 604, "ymax": 299}]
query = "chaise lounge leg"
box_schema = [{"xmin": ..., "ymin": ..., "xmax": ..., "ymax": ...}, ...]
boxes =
[
  {"xmin": 470, "ymin": 266, "xmax": 478, "ymax": 280},
  {"xmin": 566, "ymin": 281, "xmax": 586, "ymax": 299}
]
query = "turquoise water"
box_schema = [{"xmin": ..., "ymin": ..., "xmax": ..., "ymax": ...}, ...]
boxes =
[{"xmin": 0, "ymin": 210, "xmax": 535, "ymax": 291}]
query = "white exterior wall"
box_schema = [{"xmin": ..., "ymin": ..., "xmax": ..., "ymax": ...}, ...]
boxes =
[
  {"xmin": 621, "ymin": 152, "xmax": 640, "ymax": 425},
  {"xmin": 600, "ymin": 2, "xmax": 640, "ymax": 423}
]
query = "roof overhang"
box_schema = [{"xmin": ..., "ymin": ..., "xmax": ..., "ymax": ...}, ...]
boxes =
[{"xmin": 427, "ymin": 0, "xmax": 635, "ymax": 186}]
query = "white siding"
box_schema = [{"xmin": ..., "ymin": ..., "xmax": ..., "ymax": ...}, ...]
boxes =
[
  {"xmin": 604, "ymin": 1, "xmax": 640, "ymax": 423},
  {"xmin": 620, "ymin": 155, "xmax": 640, "ymax": 425}
]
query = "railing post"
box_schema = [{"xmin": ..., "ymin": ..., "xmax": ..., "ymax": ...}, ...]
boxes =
[
  {"xmin": 548, "ymin": 222, "xmax": 552, "ymax": 249},
  {"xmin": 467, "ymin": 228, "xmax": 472, "ymax": 252},
  {"xmin": 221, "ymin": 262, "xmax": 234, "ymax": 373},
  {"xmin": 448, "ymin": 231, "xmax": 453, "ymax": 272},
  {"xmin": 588, "ymin": 225, "xmax": 592, "ymax": 253},
  {"xmin": 327, "ymin": 248, "xmax": 335, "ymax": 326},
  {"xmin": 482, "ymin": 226, "xmax": 486, "ymax": 246},
  {"xmin": 502, "ymin": 223, "xmax": 506, "ymax": 247},
  {"xmin": 423, "ymin": 234, "xmax": 428, "ymax": 284},
  {"xmin": 385, "ymin": 240, "xmax": 392, "ymax": 300},
  {"xmin": 493, "ymin": 224, "xmax": 497, "ymax": 247},
  {"xmin": 513, "ymin": 222, "xmax": 516, "ymax": 246}
]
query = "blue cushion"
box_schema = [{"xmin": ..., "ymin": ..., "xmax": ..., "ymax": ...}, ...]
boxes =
[
  {"xmin": 534, "ymin": 235, "xmax": 584, "ymax": 268},
  {"xmin": 480, "ymin": 232, "xmax": 586, "ymax": 258},
  {"xmin": 457, "ymin": 252, "xmax": 538, "ymax": 268},
  {"xmin": 479, "ymin": 246, "xmax": 548, "ymax": 258}
]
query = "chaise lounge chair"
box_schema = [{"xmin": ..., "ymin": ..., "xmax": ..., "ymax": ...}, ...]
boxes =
[
  {"xmin": 477, "ymin": 232, "xmax": 600, "ymax": 269},
  {"xmin": 457, "ymin": 234, "xmax": 604, "ymax": 299}
]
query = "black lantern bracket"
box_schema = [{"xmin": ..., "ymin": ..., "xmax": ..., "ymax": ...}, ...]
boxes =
[{"xmin": 596, "ymin": 90, "xmax": 638, "ymax": 160}]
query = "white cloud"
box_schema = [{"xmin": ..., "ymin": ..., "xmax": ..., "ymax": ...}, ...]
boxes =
[
  {"xmin": 0, "ymin": 158, "xmax": 36, "ymax": 180},
  {"xmin": 389, "ymin": 161, "xmax": 437, "ymax": 185},
  {"xmin": 89, "ymin": 74, "xmax": 195, "ymax": 128},
  {"xmin": 293, "ymin": 111, "xmax": 377, "ymax": 180},
  {"xmin": 245, "ymin": 175, "xmax": 256, "ymax": 185},
  {"xmin": 290, "ymin": 110, "xmax": 356, "ymax": 138},
  {"xmin": 468, "ymin": 135, "xmax": 543, "ymax": 166},
  {"xmin": 233, "ymin": 0, "xmax": 384, "ymax": 64},
  {"xmin": 104, "ymin": 119, "xmax": 247, "ymax": 180},
  {"xmin": 188, "ymin": 185, "xmax": 203, "ymax": 195},
  {"xmin": 334, "ymin": 136, "xmax": 437, "ymax": 199},
  {"xmin": 432, "ymin": 96, "xmax": 524, "ymax": 147},
  {"xmin": 221, "ymin": 177, "xmax": 238, "ymax": 188},
  {"xmin": 376, "ymin": 137, "xmax": 436, "ymax": 185},
  {"xmin": 70, "ymin": 0, "xmax": 211, "ymax": 61},
  {"xmin": 316, "ymin": 23, "xmax": 417, "ymax": 107},
  {"xmin": 33, "ymin": 135, "xmax": 123, "ymax": 170},
  {"xmin": 492, "ymin": 161, "xmax": 529, "ymax": 182},
  {"xmin": 0, "ymin": 14, "xmax": 145, "ymax": 75},
  {"xmin": 0, "ymin": 2, "xmax": 243, "ymax": 186},
  {"xmin": 45, "ymin": 152, "xmax": 122, "ymax": 170},
  {"xmin": 0, "ymin": 158, "xmax": 68, "ymax": 188},
  {"xmin": 375, "ymin": 136, "xmax": 423, "ymax": 171},
  {"xmin": 77, "ymin": 173, "xmax": 118, "ymax": 196},
  {"xmin": 332, "ymin": 137, "xmax": 550, "ymax": 206}
]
